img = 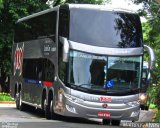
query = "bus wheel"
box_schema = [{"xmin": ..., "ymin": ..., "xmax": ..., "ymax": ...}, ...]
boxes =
[
  {"xmin": 102, "ymin": 119, "xmax": 110, "ymax": 125},
  {"xmin": 44, "ymin": 99, "xmax": 51, "ymax": 119},
  {"xmin": 140, "ymin": 105, "xmax": 145, "ymax": 110},
  {"xmin": 19, "ymin": 91, "xmax": 25, "ymax": 111},
  {"xmin": 145, "ymin": 106, "xmax": 149, "ymax": 111},
  {"xmin": 50, "ymin": 99, "xmax": 58, "ymax": 120},
  {"xmin": 16, "ymin": 91, "xmax": 25, "ymax": 111},
  {"xmin": 111, "ymin": 120, "xmax": 120, "ymax": 126},
  {"xmin": 15, "ymin": 91, "xmax": 20, "ymax": 109}
]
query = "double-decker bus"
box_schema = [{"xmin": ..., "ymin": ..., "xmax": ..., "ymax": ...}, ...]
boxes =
[{"xmin": 10, "ymin": 4, "xmax": 155, "ymax": 125}]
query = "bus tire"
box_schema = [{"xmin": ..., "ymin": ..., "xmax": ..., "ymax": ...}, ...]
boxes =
[
  {"xmin": 19, "ymin": 91, "xmax": 25, "ymax": 111},
  {"xmin": 140, "ymin": 105, "xmax": 145, "ymax": 110},
  {"xmin": 44, "ymin": 99, "xmax": 51, "ymax": 119},
  {"xmin": 102, "ymin": 119, "xmax": 110, "ymax": 125},
  {"xmin": 16, "ymin": 91, "xmax": 25, "ymax": 111},
  {"xmin": 50, "ymin": 99, "xmax": 58, "ymax": 120},
  {"xmin": 15, "ymin": 91, "xmax": 20, "ymax": 109},
  {"xmin": 145, "ymin": 106, "xmax": 149, "ymax": 111},
  {"xmin": 111, "ymin": 120, "xmax": 120, "ymax": 126}
]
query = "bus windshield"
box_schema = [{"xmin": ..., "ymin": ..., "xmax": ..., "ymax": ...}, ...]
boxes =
[
  {"xmin": 70, "ymin": 9, "xmax": 142, "ymax": 48},
  {"xmin": 69, "ymin": 50, "xmax": 142, "ymax": 94}
]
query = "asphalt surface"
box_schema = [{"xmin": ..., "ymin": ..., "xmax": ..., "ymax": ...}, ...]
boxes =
[
  {"xmin": 0, "ymin": 104, "xmax": 119, "ymax": 128},
  {"xmin": 0, "ymin": 104, "xmax": 155, "ymax": 128}
]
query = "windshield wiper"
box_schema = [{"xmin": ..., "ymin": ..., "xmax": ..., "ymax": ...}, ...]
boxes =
[
  {"xmin": 69, "ymin": 83, "xmax": 107, "ymax": 92},
  {"xmin": 69, "ymin": 83, "xmax": 92, "ymax": 92},
  {"xmin": 69, "ymin": 83, "xmax": 92, "ymax": 88}
]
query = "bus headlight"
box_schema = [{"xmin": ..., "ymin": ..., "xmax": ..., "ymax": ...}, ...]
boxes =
[
  {"xmin": 64, "ymin": 93, "xmax": 84, "ymax": 103},
  {"xmin": 139, "ymin": 93, "xmax": 147, "ymax": 101}
]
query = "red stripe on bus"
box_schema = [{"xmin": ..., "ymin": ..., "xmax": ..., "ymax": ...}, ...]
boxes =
[{"xmin": 43, "ymin": 81, "xmax": 53, "ymax": 87}]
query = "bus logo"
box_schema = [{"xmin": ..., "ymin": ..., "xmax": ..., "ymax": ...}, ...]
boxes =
[
  {"xmin": 14, "ymin": 44, "xmax": 24, "ymax": 76},
  {"xmin": 102, "ymin": 103, "xmax": 108, "ymax": 108},
  {"xmin": 100, "ymin": 96, "xmax": 112, "ymax": 102}
]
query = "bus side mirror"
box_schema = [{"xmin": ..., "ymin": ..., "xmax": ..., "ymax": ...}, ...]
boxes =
[
  {"xmin": 59, "ymin": 37, "xmax": 69, "ymax": 62},
  {"xmin": 146, "ymin": 72, "xmax": 150, "ymax": 84},
  {"xmin": 144, "ymin": 45, "xmax": 156, "ymax": 71}
]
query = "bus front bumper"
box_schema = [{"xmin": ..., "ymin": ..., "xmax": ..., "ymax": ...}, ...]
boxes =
[{"xmin": 62, "ymin": 96, "xmax": 140, "ymax": 121}]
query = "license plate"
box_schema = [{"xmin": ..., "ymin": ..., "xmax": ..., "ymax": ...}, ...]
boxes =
[{"xmin": 98, "ymin": 112, "xmax": 111, "ymax": 118}]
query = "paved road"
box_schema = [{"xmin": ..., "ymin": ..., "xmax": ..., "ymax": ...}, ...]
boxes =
[
  {"xmin": 0, "ymin": 104, "xmax": 120, "ymax": 128},
  {"xmin": 138, "ymin": 109, "xmax": 155, "ymax": 122},
  {"xmin": 0, "ymin": 104, "xmax": 155, "ymax": 128}
]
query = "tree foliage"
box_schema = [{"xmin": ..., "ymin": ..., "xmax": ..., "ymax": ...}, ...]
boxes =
[
  {"xmin": 0, "ymin": 0, "xmax": 49, "ymax": 92},
  {"xmin": 133, "ymin": 0, "xmax": 160, "ymax": 62},
  {"xmin": 133, "ymin": 0, "xmax": 160, "ymax": 109},
  {"xmin": 0, "ymin": 0, "xmax": 49, "ymax": 74}
]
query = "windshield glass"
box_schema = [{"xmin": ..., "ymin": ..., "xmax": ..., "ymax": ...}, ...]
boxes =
[
  {"xmin": 70, "ymin": 9, "xmax": 142, "ymax": 48},
  {"xmin": 69, "ymin": 50, "xmax": 142, "ymax": 93}
]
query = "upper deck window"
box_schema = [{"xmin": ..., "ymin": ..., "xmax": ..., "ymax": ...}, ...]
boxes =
[
  {"xmin": 14, "ymin": 11, "xmax": 57, "ymax": 43},
  {"xmin": 70, "ymin": 9, "xmax": 143, "ymax": 48}
]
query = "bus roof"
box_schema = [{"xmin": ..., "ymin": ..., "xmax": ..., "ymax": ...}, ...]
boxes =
[
  {"xmin": 17, "ymin": 4, "xmax": 136, "ymax": 23},
  {"xmin": 17, "ymin": 5, "xmax": 60, "ymax": 23},
  {"xmin": 68, "ymin": 4, "xmax": 136, "ymax": 13}
]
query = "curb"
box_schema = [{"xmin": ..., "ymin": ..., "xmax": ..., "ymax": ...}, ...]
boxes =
[
  {"xmin": 0, "ymin": 103, "xmax": 16, "ymax": 107},
  {"xmin": 0, "ymin": 101, "xmax": 15, "ymax": 104}
]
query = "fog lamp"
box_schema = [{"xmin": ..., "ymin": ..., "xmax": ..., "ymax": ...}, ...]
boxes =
[
  {"xmin": 66, "ymin": 104, "xmax": 77, "ymax": 114},
  {"xmin": 130, "ymin": 110, "xmax": 140, "ymax": 117}
]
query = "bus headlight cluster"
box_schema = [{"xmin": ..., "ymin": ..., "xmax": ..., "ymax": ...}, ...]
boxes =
[
  {"xmin": 127, "ymin": 101, "xmax": 140, "ymax": 107},
  {"xmin": 139, "ymin": 93, "xmax": 147, "ymax": 101},
  {"xmin": 65, "ymin": 94, "xmax": 84, "ymax": 103}
]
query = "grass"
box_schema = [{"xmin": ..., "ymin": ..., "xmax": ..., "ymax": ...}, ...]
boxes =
[
  {"xmin": 0, "ymin": 93, "xmax": 13, "ymax": 101},
  {"xmin": 149, "ymin": 103, "xmax": 157, "ymax": 109},
  {"xmin": 155, "ymin": 110, "xmax": 160, "ymax": 122},
  {"xmin": 149, "ymin": 103, "xmax": 160, "ymax": 122}
]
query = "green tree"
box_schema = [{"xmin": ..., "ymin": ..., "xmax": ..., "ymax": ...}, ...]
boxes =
[
  {"xmin": 0, "ymin": 0, "xmax": 3, "ymax": 10},
  {"xmin": 0, "ymin": 0, "xmax": 49, "ymax": 72},
  {"xmin": 133, "ymin": 0, "xmax": 160, "ymax": 109},
  {"xmin": 0, "ymin": 0, "xmax": 49, "ymax": 92}
]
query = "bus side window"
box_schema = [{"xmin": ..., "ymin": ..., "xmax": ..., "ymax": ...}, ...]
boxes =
[
  {"xmin": 23, "ymin": 59, "xmax": 37, "ymax": 80},
  {"xmin": 36, "ymin": 59, "xmax": 43, "ymax": 80},
  {"xmin": 59, "ymin": 9, "xmax": 69, "ymax": 38},
  {"xmin": 44, "ymin": 59, "xmax": 55, "ymax": 82}
]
